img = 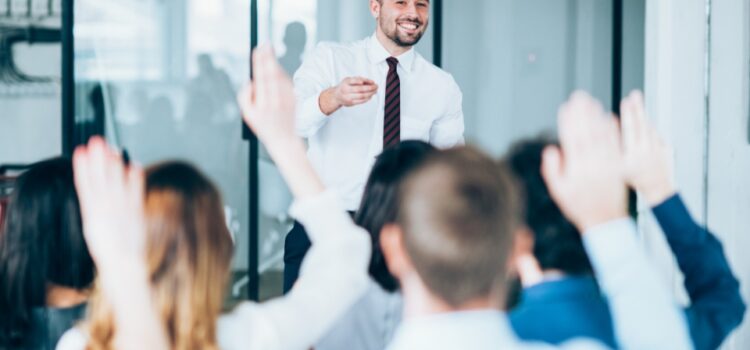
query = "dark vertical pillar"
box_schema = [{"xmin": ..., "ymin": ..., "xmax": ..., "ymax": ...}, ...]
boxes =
[
  {"xmin": 433, "ymin": 0, "xmax": 443, "ymax": 68},
  {"xmin": 61, "ymin": 0, "xmax": 75, "ymax": 156},
  {"xmin": 246, "ymin": 0, "xmax": 260, "ymax": 301}
]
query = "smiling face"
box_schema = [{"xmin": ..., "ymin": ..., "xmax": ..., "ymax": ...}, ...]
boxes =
[{"xmin": 372, "ymin": 0, "xmax": 430, "ymax": 48}]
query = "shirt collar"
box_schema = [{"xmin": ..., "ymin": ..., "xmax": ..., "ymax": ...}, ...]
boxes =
[
  {"xmin": 387, "ymin": 310, "xmax": 520, "ymax": 349},
  {"xmin": 520, "ymin": 275, "xmax": 601, "ymax": 303},
  {"xmin": 367, "ymin": 33, "xmax": 417, "ymax": 73}
]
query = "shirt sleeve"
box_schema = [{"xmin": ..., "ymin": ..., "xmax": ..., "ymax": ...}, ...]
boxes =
[
  {"xmin": 55, "ymin": 328, "xmax": 86, "ymax": 350},
  {"xmin": 294, "ymin": 43, "xmax": 337, "ymax": 138},
  {"xmin": 429, "ymin": 75, "xmax": 465, "ymax": 148},
  {"xmin": 218, "ymin": 191, "xmax": 372, "ymax": 350},
  {"xmin": 652, "ymin": 194, "xmax": 746, "ymax": 350},
  {"xmin": 582, "ymin": 218, "xmax": 693, "ymax": 350}
]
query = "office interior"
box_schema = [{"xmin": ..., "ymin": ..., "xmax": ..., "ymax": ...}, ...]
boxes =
[{"xmin": 0, "ymin": 1, "xmax": 748, "ymax": 348}]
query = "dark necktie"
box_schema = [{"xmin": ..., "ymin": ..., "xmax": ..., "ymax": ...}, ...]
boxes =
[{"xmin": 384, "ymin": 57, "xmax": 400, "ymax": 149}]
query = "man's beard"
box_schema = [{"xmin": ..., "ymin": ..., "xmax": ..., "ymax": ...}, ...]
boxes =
[{"xmin": 381, "ymin": 18, "xmax": 428, "ymax": 47}]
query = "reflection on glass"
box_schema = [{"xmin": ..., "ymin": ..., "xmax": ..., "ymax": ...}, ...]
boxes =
[{"xmin": 74, "ymin": 0, "xmax": 251, "ymax": 302}]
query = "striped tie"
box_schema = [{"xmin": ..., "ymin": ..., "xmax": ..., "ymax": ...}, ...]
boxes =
[{"xmin": 384, "ymin": 57, "xmax": 400, "ymax": 149}]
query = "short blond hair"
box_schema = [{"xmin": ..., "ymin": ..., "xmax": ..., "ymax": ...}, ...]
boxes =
[{"xmin": 397, "ymin": 146, "xmax": 522, "ymax": 306}]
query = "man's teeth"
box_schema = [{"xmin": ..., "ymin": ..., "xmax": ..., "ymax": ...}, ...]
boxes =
[{"xmin": 399, "ymin": 23, "xmax": 418, "ymax": 30}]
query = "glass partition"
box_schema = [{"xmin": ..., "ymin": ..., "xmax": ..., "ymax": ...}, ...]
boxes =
[{"xmin": 73, "ymin": 0, "xmax": 252, "ymax": 303}]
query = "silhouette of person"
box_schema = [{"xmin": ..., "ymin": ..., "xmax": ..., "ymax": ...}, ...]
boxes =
[
  {"xmin": 185, "ymin": 54, "xmax": 236, "ymax": 123},
  {"xmin": 278, "ymin": 22, "xmax": 307, "ymax": 75}
]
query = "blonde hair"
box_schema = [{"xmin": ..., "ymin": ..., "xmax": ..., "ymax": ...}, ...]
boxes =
[{"xmin": 84, "ymin": 162, "xmax": 234, "ymax": 350}]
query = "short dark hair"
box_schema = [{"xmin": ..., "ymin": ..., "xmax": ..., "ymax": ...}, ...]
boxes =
[
  {"xmin": 356, "ymin": 140, "xmax": 436, "ymax": 292},
  {"xmin": 397, "ymin": 146, "xmax": 523, "ymax": 306},
  {"xmin": 0, "ymin": 157, "xmax": 95, "ymax": 346},
  {"xmin": 504, "ymin": 136, "xmax": 593, "ymax": 275}
]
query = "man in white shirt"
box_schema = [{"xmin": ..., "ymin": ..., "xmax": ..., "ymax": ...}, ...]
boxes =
[
  {"xmin": 284, "ymin": 0, "xmax": 465, "ymax": 291},
  {"xmin": 377, "ymin": 92, "xmax": 692, "ymax": 350}
]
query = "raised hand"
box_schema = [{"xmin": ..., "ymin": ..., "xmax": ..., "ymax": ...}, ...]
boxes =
[
  {"xmin": 541, "ymin": 91, "xmax": 628, "ymax": 232},
  {"xmin": 237, "ymin": 46, "xmax": 325, "ymax": 199},
  {"xmin": 238, "ymin": 45, "xmax": 298, "ymax": 145},
  {"xmin": 72, "ymin": 136, "xmax": 146, "ymax": 272},
  {"xmin": 73, "ymin": 137, "xmax": 167, "ymax": 350},
  {"xmin": 621, "ymin": 90, "xmax": 676, "ymax": 205}
]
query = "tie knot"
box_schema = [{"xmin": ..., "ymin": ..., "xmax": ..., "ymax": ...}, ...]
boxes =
[{"xmin": 386, "ymin": 57, "xmax": 399, "ymax": 69}]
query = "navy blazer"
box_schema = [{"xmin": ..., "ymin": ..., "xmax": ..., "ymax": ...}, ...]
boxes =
[
  {"xmin": 510, "ymin": 194, "xmax": 746, "ymax": 350},
  {"xmin": 510, "ymin": 276, "xmax": 616, "ymax": 348}
]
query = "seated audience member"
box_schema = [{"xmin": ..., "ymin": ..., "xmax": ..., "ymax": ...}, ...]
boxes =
[
  {"xmin": 505, "ymin": 91, "xmax": 746, "ymax": 350},
  {"xmin": 317, "ymin": 140, "xmax": 436, "ymax": 350},
  {"xmin": 0, "ymin": 158, "xmax": 95, "ymax": 350},
  {"xmin": 379, "ymin": 92, "xmax": 692, "ymax": 349},
  {"xmin": 504, "ymin": 137, "xmax": 615, "ymax": 347},
  {"xmin": 59, "ymin": 45, "xmax": 371, "ymax": 350}
]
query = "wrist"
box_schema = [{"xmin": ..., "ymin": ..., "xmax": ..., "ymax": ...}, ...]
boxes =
[
  {"xmin": 642, "ymin": 183, "xmax": 676, "ymax": 206},
  {"xmin": 97, "ymin": 257, "xmax": 150, "ymax": 297},
  {"xmin": 261, "ymin": 133, "xmax": 304, "ymax": 155},
  {"xmin": 576, "ymin": 208, "xmax": 629, "ymax": 233},
  {"xmin": 319, "ymin": 87, "xmax": 341, "ymax": 115}
]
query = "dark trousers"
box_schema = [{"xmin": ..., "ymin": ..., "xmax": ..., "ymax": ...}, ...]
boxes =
[
  {"xmin": 283, "ymin": 211, "xmax": 356, "ymax": 293},
  {"xmin": 283, "ymin": 221, "xmax": 311, "ymax": 293}
]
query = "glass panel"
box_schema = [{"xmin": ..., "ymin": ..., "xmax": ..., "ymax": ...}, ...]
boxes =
[
  {"xmin": 442, "ymin": 0, "xmax": 643, "ymax": 157},
  {"xmin": 73, "ymin": 0, "xmax": 251, "ymax": 303},
  {"xmin": 0, "ymin": 0, "xmax": 62, "ymax": 165}
]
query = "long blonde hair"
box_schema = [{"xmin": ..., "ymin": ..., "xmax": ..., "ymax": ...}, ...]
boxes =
[{"xmin": 84, "ymin": 162, "xmax": 234, "ymax": 350}]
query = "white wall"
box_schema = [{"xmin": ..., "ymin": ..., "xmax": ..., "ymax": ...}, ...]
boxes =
[
  {"xmin": 707, "ymin": 0, "xmax": 750, "ymax": 348},
  {"xmin": 644, "ymin": 0, "xmax": 750, "ymax": 348},
  {"xmin": 443, "ymin": 0, "xmax": 624, "ymax": 157}
]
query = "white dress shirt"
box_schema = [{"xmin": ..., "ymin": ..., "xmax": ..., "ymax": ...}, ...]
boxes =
[
  {"xmin": 57, "ymin": 191, "xmax": 372, "ymax": 350},
  {"xmin": 386, "ymin": 219, "xmax": 693, "ymax": 350},
  {"xmin": 294, "ymin": 34, "xmax": 465, "ymax": 210}
]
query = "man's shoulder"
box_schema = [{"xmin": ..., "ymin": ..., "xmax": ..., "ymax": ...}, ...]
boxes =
[{"xmin": 414, "ymin": 54, "xmax": 460, "ymax": 91}]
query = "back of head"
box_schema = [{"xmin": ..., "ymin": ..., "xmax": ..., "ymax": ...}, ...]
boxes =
[
  {"xmin": 356, "ymin": 140, "xmax": 436, "ymax": 292},
  {"xmin": 504, "ymin": 137, "xmax": 593, "ymax": 275},
  {"xmin": 86, "ymin": 161, "xmax": 233, "ymax": 350},
  {"xmin": 0, "ymin": 158, "xmax": 94, "ymax": 346},
  {"xmin": 397, "ymin": 146, "xmax": 522, "ymax": 307}
]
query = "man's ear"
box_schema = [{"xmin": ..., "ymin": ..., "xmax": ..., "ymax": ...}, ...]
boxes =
[
  {"xmin": 510, "ymin": 226, "xmax": 534, "ymax": 267},
  {"xmin": 510, "ymin": 226, "xmax": 543, "ymax": 287},
  {"xmin": 370, "ymin": 0, "xmax": 381, "ymax": 19},
  {"xmin": 380, "ymin": 223, "xmax": 412, "ymax": 279}
]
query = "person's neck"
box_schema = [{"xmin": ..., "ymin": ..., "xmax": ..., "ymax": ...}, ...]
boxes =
[
  {"xmin": 400, "ymin": 274, "xmax": 500, "ymax": 319},
  {"xmin": 375, "ymin": 28, "xmax": 412, "ymax": 57},
  {"xmin": 46, "ymin": 284, "xmax": 90, "ymax": 308}
]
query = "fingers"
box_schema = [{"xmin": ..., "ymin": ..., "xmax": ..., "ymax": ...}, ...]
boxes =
[
  {"xmin": 346, "ymin": 77, "xmax": 376, "ymax": 86},
  {"xmin": 126, "ymin": 162, "xmax": 145, "ymax": 208},
  {"xmin": 558, "ymin": 91, "xmax": 602, "ymax": 160},
  {"xmin": 349, "ymin": 84, "xmax": 379, "ymax": 94},
  {"xmin": 253, "ymin": 46, "xmax": 271, "ymax": 110},
  {"xmin": 541, "ymin": 145, "xmax": 564, "ymax": 197}
]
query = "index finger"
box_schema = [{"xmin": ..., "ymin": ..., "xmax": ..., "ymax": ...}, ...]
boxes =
[{"xmin": 349, "ymin": 77, "xmax": 376, "ymax": 86}]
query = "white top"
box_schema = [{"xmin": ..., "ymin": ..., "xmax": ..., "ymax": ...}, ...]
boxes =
[
  {"xmin": 316, "ymin": 278, "xmax": 403, "ymax": 350},
  {"xmin": 57, "ymin": 191, "xmax": 372, "ymax": 350},
  {"xmin": 386, "ymin": 219, "xmax": 694, "ymax": 350},
  {"xmin": 294, "ymin": 34, "xmax": 465, "ymax": 210}
]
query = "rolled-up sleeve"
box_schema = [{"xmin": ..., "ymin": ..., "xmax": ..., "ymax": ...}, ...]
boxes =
[{"xmin": 429, "ymin": 75, "xmax": 465, "ymax": 148}]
